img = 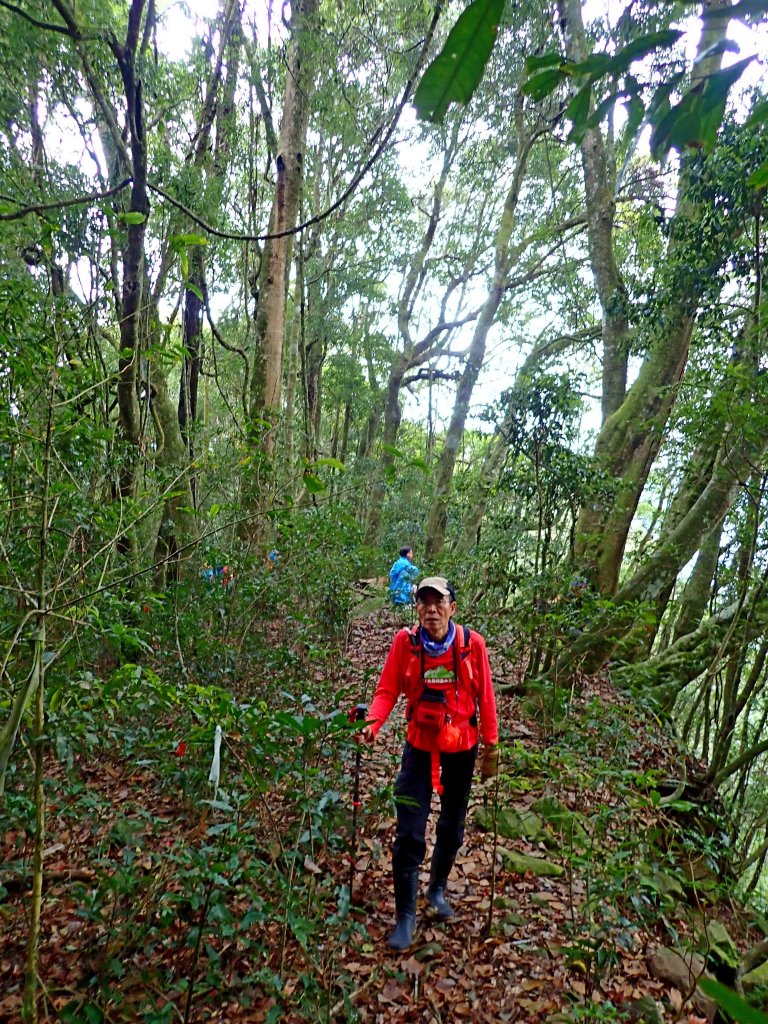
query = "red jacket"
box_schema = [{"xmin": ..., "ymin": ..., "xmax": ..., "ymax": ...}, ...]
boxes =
[{"xmin": 367, "ymin": 625, "xmax": 498, "ymax": 753}]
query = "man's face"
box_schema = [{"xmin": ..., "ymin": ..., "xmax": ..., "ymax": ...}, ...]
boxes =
[{"xmin": 416, "ymin": 590, "xmax": 456, "ymax": 641}]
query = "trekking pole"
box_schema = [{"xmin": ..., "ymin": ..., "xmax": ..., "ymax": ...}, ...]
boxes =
[{"xmin": 349, "ymin": 703, "xmax": 368, "ymax": 897}]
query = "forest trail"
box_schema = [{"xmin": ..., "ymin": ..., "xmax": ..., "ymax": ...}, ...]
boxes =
[{"xmin": 0, "ymin": 607, "xmax": 757, "ymax": 1023}]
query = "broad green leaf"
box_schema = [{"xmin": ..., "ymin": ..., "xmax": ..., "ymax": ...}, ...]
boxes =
[
  {"xmin": 382, "ymin": 443, "xmax": 405, "ymax": 458},
  {"xmin": 747, "ymin": 159, "xmax": 768, "ymax": 189},
  {"xmin": 201, "ymin": 798, "xmax": 235, "ymax": 812},
  {"xmin": 524, "ymin": 52, "xmax": 563, "ymax": 73},
  {"xmin": 410, "ymin": 457, "xmax": 430, "ymax": 472},
  {"xmin": 303, "ymin": 473, "xmax": 326, "ymax": 494},
  {"xmin": 565, "ymin": 84, "xmax": 593, "ymax": 144},
  {"xmin": 566, "ymin": 54, "xmax": 613, "ymax": 78},
  {"xmin": 209, "ymin": 503, "xmax": 221, "ymax": 517},
  {"xmin": 666, "ymin": 798, "xmax": 696, "ymax": 812},
  {"xmin": 646, "ymin": 73, "xmax": 684, "ymax": 120},
  {"xmin": 522, "ymin": 67, "xmax": 565, "ymax": 101},
  {"xmin": 623, "ymin": 93, "xmax": 646, "ymax": 139},
  {"xmin": 650, "ymin": 57, "xmax": 754, "ymax": 158},
  {"xmin": 745, "ymin": 99, "xmax": 768, "ymax": 129},
  {"xmin": 607, "ymin": 28, "xmax": 683, "ymax": 75},
  {"xmin": 586, "ymin": 90, "xmax": 620, "ymax": 131},
  {"xmin": 185, "ymin": 280, "xmax": 203, "ymax": 301},
  {"xmin": 171, "ymin": 232, "xmax": 209, "ymax": 247},
  {"xmin": 122, "ymin": 211, "xmax": 146, "ymax": 225},
  {"xmin": 698, "ymin": 979, "xmax": 768, "ymax": 1023},
  {"xmin": 315, "ymin": 457, "xmax": 346, "ymax": 471},
  {"xmin": 693, "ymin": 38, "xmax": 741, "ymax": 65},
  {"xmin": 414, "ymin": 0, "xmax": 505, "ymax": 123},
  {"xmin": 698, "ymin": 55, "xmax": 756, "ymax": 135},
  {"xmin": 48, "ymin": 686, "xmax": 65, "ymax": 713}
]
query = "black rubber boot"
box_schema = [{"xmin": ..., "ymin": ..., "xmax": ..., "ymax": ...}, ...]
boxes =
[
  {"xmin": 387, "ymin": 871, "xmax": 419, "ymax": 951},
  {"xmin": 426, "ymin": 847, "xmax": 455, "ymax": 920}
]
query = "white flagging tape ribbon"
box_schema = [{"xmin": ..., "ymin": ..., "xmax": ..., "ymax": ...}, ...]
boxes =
[{"xmin": 208, "ymin": 724, "xmax": 222, "ymax": 796}]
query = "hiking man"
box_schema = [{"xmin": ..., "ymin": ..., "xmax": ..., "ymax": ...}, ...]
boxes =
[
  {"xmin": 360, "ymin": 577, "xmax": 499, "ymax": 951},
  {"xmin": 389, "ymin": 546, "xmax": 419, "ymax": 609}
]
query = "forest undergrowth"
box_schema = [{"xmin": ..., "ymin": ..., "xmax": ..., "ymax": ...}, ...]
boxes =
[{"xmin": 0, "ymin": 602, "xmax": 764, "ymax": 1024}]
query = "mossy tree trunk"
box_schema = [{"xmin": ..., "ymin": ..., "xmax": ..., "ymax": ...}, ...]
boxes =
[{"xmin": 559, "ymin": 0, "xmax": 733, "ymax": 594}]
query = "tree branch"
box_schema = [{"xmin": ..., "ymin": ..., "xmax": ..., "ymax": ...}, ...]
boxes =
[
  {"xmin": 403, "ymin": 368, "xmax": 461, "ymax": 387},
  {"xmin": 147, "ymin": 4, "xmax": 443, "ymax": 244},
  {"xmin": 0, "ymin": 0, "xmax": 86, "ymax": 36},
  {"xmin": 0, "ymin": 179, "xmax": 131, "ymax": 221}
]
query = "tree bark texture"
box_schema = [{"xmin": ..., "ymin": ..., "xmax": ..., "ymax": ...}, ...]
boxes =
[
  {"xmin": 249, "ymin": 0, "xmax": 319, "ymax": 453},
  {"xmin": 558, "ymin": 0, "xmax": 629, "ymax": 424}
]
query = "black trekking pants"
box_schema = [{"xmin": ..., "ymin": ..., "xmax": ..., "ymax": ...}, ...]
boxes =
[{"xmin": 392, "ymin": 741, "xmax": 478, "ymax": 875}]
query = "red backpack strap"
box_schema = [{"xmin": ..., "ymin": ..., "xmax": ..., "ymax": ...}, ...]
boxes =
[{"xmin": 457, "ymin": 623, "xmax": 471, "ymax": 659}]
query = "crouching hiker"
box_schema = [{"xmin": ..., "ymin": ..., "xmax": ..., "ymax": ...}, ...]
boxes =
[{"xmin": 359, "ymin": 577, "xmax": 499, "ymax": 951}]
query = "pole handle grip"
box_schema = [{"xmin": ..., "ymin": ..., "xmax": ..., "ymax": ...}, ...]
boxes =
[{"xmin": 353, "ymin": 703, "xmax": 368, "ymax": 722}]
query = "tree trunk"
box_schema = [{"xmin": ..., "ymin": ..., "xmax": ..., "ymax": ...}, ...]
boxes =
[
  {"xmin": 283, "ymin": 274, "xmax": 302, "ymax": 492},
  {"xmin": 671, "ymin": 521, "xmax": 723, "ymax": 643},
  {"xmin": 365, "ymin": 365, "xmax": 405, "ymax": 545},
  {"xmin": 178, "ymin": 249, "xmax": 205, "ymax": 508},
  {"xmin": 612, "ymin": 581, "xmax": 768, "ymax": 710},
  {"xmin": 150, "ymin": 369, "xmax": 200, "ymax": 580},
  {"xmin": 558, "ymin": 0, "xmax": 629, "ymax": 424},
  {"xmin": 249, "ymin": 0, "xmax": 319, "ymax": 454},
  {"xmin": 568, "ymin": 0, "xmax": 732, "ymax": 593}
]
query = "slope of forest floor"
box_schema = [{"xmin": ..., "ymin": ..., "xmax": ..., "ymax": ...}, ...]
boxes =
[{"xmin": 0, "ymin": 605, "xmax": 763, "ymax": 1023}]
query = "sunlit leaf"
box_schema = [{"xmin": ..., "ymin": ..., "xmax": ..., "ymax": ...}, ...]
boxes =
[
  {"xmin": 524, "ymin": 52, "xmax": 563, "ymax": 73},
  {"xmin": 171, "ymin": 232, "xmax": 208, "ymax": 247},
  {"xmin": 414, "ymin": 0, "xmax": 505, "ymax": 123},
  {"xmin": 303, "ymin": 473, "xmax": 326, "ymax": 494},
  {"xmin": 122, "ymin": 211, "xmax": 146, "ymax": 225},
  {"xmin": 315, "ymin": 457, "xmax": 346, "ymax": 471},
  {"xmin": 746, "ymin": 159, "xmax": 768, "ymax": 189}
]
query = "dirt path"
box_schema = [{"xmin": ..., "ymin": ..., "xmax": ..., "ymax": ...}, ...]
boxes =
[{"xmin": 0, "ymin": 606, "xmax": 733, "ymax": 1024}]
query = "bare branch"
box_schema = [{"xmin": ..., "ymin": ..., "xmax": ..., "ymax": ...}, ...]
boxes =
[
  {"xmin": 147, "ymin": 5, "xmax": 443, "ymax": 244},
  {"xmin": 0, "ymin": 178, "xmax": 131, "ymax": 222},
  {"xmin": 0, "ymin": 0, "xmax": 86, "ymax": 36}
]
